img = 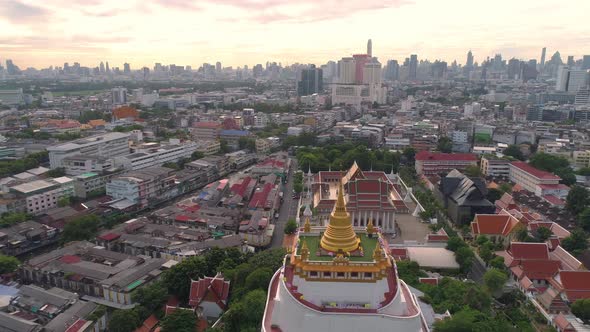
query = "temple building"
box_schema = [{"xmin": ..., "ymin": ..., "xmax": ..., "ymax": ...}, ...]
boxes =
[
  {"xmin": 262, "ymin": 179, "xmax": 430, "ymax": 331},
  {"xmin": 310, "ymin": 162, "xmax": 408, "ymax": 233}
]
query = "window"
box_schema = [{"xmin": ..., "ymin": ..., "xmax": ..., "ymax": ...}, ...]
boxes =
[
  {"xmin": 351, "ymin": 272, "xmax": 359, "ymax": 278},
  {"xmin": 336, "ymin": 272, "xmax": 345, "ymax": 278},
  {"xmin": 323, "ymin": 272, "xmax": 331, "ymax": 278},
  {"xmin": 310, "ymin": 271, "xmax": 318, "ymax": 277},
  {"xmin": 364, "ymin": 272, "xmax": 372, "ymax": 278}
]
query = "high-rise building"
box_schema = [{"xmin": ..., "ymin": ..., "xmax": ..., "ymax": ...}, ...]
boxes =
[
  {"xmin": 216, "ymin": 62, "xmax": 222, "ymax": 72},
  {"xmin": 111, "ymin": 87, "xmax": 127, "ymax": 105},
  {"xmin": 409, "ymin": 54, "xmax": 418, "ymax": 80},
  {"xmin": 466, "ymin": 50, "xmax": 474, "ymax": 68},
  {"xmin": 338, "ymin": 57, "xmax": 356, "ymax": 84},
  {"xmin": 367, "ymin": 39, "xmax": 372, "ymax": 57},
  {"xmin": 385, "ymin": 60, "xmax": 399, "ymax": 81},
  {"xmin": 583, "ymin": 55, "xmax": 590, "ymax": 70},
  {"xmin": 123, "ymin": 63, "xmax": 131, "ymax": 73},
  {"xmin": 6, "ymin": 59, "xmax": 19, "ymax": 75},
  {"xmin": 567, "ymin": 56, "xmax": 575, "ymax": 66},
  {"xmin": 362, "ymin": 59, "xmax": 382, "ymax": 84},
  {"xmin": 297, "ymin": 65, "xmax": 323, "ymax": 96},
  {"xmin": 353, "ymin": 54, "xmax": 369, "ymax": 84},
  {"xmin": 540, "ymin": 47, "xmax": 547, "ymax": 67},
  {"xmin": 556, "ymin": 66, "xmax": 589, "ymax": 92}
]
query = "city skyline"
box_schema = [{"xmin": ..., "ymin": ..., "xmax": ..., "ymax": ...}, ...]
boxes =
[{"xmin": 1, "ymin": 0, "xmax": 590, "ymax": 69}]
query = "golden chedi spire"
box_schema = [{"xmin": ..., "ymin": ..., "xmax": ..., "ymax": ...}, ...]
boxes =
[
  {"xmin": 373, "ymin": 242, "xmax": 383, "ymax": 262},
  {"xmin": 300, "ymin": 240, "xmax": 310, "ymax": 261},
  {"xmin": 304, "ymin": 216, "xmax": 311, "ymax": 233},
  {"xmin": 366, "ymin": 218, "xmax": 375, "ymax": 235},
  {"xmin": 320, "ymin": 177, "xmax": 360, "ymax": 253}
]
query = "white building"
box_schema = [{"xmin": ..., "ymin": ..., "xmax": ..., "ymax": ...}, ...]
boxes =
[
  {"xmin": 111, "ymin": 87, "xmax": 127, "ymax": 105},
  {"xmin": 481, "ymin": 157, "xmax": 510, "ymax": 177},
  {"xmin": 331, "ymin": 84, "xmax": 386, "ymax": 109},
  {"xmin": 509, "ymin": 162, "xmax": 566, "ymax": 197},
  {"xmin": 362, "ymin": 60, "xmax": 382, "ymax": 85},
  {"xmin": 47, "ymin": 132, "xmax": 130, "ymax": 169},
  {"xmin": 0, "ymin": 89, "xmax": 25, "ymax": 106},
  {"xmin": 556, "ymin": 66, "xmax": 589, "ymax": 92},
  {"xmin": 10, "ymin": 177, "xmax": 74, "ymax": 215},
  {"xmin": 116, "ymin": 141, "xmax": 198, "ymax": 170},
  {"xmin": 338, "ymin": 57, "xmax": 356, "ymax": 84}
]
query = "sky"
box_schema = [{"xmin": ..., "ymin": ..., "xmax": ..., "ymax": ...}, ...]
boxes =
[{"xmin": 1, "ymin": 0, "xmax": 590, "ymax": 69}]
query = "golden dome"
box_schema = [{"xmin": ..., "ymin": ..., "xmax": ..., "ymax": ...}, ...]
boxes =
[{"xmin": 320, "ymin": 179, "xmax": 360, "ymax": 253}]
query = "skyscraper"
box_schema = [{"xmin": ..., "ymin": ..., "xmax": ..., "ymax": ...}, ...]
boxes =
[
  {"xmin": 466, "ymin": 50, "xmax": 474, "ymax": 68},
  {"xmin": 409, "ymin": 54, "xmax": 418, "ymax": 80},
  {"xmin": 111, "ymin": 87, "xmax": 127, "ymax": 105},
  {"xmin": 367, "ymin": 39, "xmax": 372, "ymax": 57},
  {"xmin": 567, "ymin": 56, "xmax": 575, "ymax": 66},
  {"xmin": 105, "ymin": 61, "xmax": 110, "ymax": 73},
  {"xmin": 123, "ymin": 63, "xmax": 131, "ymax": 73},
  {"xmin": 362, "ymin": 59, "xmax": 382, "ymax": 84},
  {"xmin": 583, "ymin": 56, "xmax": 590, "ymax": 70},
  {"xmin": 297, "ymin": 65, "xmax": 323, "ymax": 96},
  {"xmin": 338, "ymin": 57, "xmax": 356, "ymax": 84},
  {"xmin": 385, "ymin": 60, "xmax": 399, "ymax": 81},
  {"xmin": 540, "ymin": 47, "xmax": 547, "ymax": 67},
  {"xmin": 216, "ymin": 62, "xmax": 222, "ymax": 72},
  {"xmin": 556, "ymin": 66, "xmax": 589, "ymax": 92}
]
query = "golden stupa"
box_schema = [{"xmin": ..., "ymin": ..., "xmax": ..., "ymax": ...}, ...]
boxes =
[{"xmin": 320, "ymin": 179, "xmax": 360, "ymax": 253}]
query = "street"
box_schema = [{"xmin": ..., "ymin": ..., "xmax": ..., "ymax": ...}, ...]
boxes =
[
  {"xmin": 271, "ymin": 159, "xmax": 298, "ymax": 248},
  {"xmin": 469, "ymin": 256, "xmax": 487, "ymax": 284}
]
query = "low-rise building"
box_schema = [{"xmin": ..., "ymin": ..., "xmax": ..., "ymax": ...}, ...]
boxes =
[
  {"xmin": 10, "ymin": 177, "xmax": 74, "ymax": 215},
  {"xmin": 481, "ymin": 157, "xmax": 511, "ymax": 177},
  {"xmin": 106, "ymin": 167, "xmax": 176, "ymax": 209},
  {"xmin": 509, "ymin": 162, "xmax": 565, "ymax": 197},
  {"xmin": 62, "ymin": 155, "xmax": 116, "ymax": 176},
  {"xmin": 219, "ymin": 129, "xmax": 252, "ymax": 150},
  {"xmin": 415, "ymin": 151, "xmax": 478, "ymax": 176},
  {"xmin": 118, "ymin": 140, "xmax": 198, "ymax": 171},
  {"xmin": 0, "ymin": 221, "xmax": 59, "ymax": 256},
  {"xmin": 437, "ymin": 170, "xmax": 495, "ymax": 225},
  {"xmin": 73, "ymin": 172, "xmax": 115, "ymax": 198},
  {"xmin": 190, "ymin": 122, "xmax": 221, "ymax": 140},
  {"xmin": 47, "ymin": 132, "xmax": 130, "ymax": 169},
  {"xmin": 19, "ymin": 241, "xmax": 169, "ymax": 308},
  {"xmin": 195, "ymin": 140, "xmax": 220, "ymax": 156}
]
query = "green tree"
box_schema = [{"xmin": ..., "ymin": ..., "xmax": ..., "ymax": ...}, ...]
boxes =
[
  {"xmin": 567, "ymin": 186, "xmax": 590, "ymax": 215},
  {"xmin": 489, "ymin": 256, "xmax": 505, "ymax": 269},
  {"xmin": 244, "ymin": 268, "xmax": 274, "ymax": 291},
  {"xmin": 132, "ymin": 282, "xmax": 167, "ymax": 312},
  {"xmin": 479, "ymin": 242, "xmax": 494, "ymax": 264},
  {"xmin": 535, "ymin": 226, "xmax": 553, "ymax": 242},
  {"xmin": 0, "ymin": 255, "xmax": 20, "ymax": 274},
  {"xmin": 160, "ymin": 309, "xmax": 196, "ymax": 332},
  {"xmin": 464, "ymin": 164, "xmax": 482, "ymax": 177},
  {"xmin": 555, "ymin": 167, "xmax": 577, "ymax": 186},
  {"xmin": 455, "ymin": 246, "xmax": 474, "ymax": 273},
  {"xmin": 0, "ymin": 212, "xmax": 29, "ymax": 227},
  {"xmin": 219, "ymin": 139, "xmax": 230, "ymax": 153},
  {"xmin": 499, "ymin": 182, "xmax": 513, "ymax": 193},
  {"xmin": 396, "ymin": 260, "xmax": 426, "ymax": 287},
  {"xmin": 162, "ymin": 256, "xmax": 207, "ymax": 303},
  {"xmin": 571, "ymin": 298, "xmax": 590, "ymax": 322},
  {"xmin": 402, "ymin": 147, "xmax": 416, "ymax": 163},
  {"xmin": 578, "ymin": 207, "xmax": 590, "ymax": 232},
  {"xmin": 57, "ymin": 196, "xmax": 71, "ymax": 207},
  {"xmin": 61, "ymin": 214, "xmax": 100, "ymax": 244},
  {"xmin": 484, "ymin": 268, "xmax": 508, "ymax": 294},
  {"xmin": 486, "ymin": 188, "xmax": 502, "ymax": 202},
  {"xmin": 191, "ymin": 151, "xmax": 204, "ymax": 161},
  {"xmin": 578, "ymin": 167, "xmax": 590, "ymax": 176},
  {"xmin": 529, "ymin": 153, "xmax": 569, "ymax": 172},
  {"xmin": 223, "ymin": 289, "xmax": 267, "ymax": 332},
  {"xmin": 46, "ymin": 167, "xmax": 66, "ymax": 178},
  {"xmin": 446, "ymin": 236, "xmax": 468, "ymax": 252},
  {"xmin": 108, "ymin": 309, "xmax": 141, "ymax": 332},
  {"xmin": 433, "ymin": 308, "xmax": 478, "ymax": 332},
  {"xmin": 437, "ymin": 137, "xmax": 453, "ymax": 153},
  {"xmin": 284, "ymin": 219, "xmax": 298, "ymax": 235},
  {"xmin": 503, "ymin": 145, "xmax": 525, "ymax": 161},
  {"xmin": 561, "ymin": 229, "xmax": 589, "ymax": 256},
  {"xmin": 238, "ymin": 137, "xmax": 257, "ymax": 151}
]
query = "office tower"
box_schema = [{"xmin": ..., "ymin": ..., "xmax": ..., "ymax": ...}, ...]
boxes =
[
  {"xmin": 466, "ymin": 50, "xmax": 474, "ymax": 68},
  {"xmin": 367, "ymin": 39, "xmax": 372, "ymax": 57},
  {"xmin": 142, "ymin": 67, "xmax": 149, "ymax": 80},
  {"xmin": 154, "ymin": 63, "xmax": 162, "ymax": 72},
  {"xmin": 216, "ymin": 62, "xmax": 222, "ymax": 72},
  {"xmin": 63, "ymin": 63, "xmax": 70, "ymax": 73},
  {"xmin": 540, "ymin": 47, "xmax": 547, "ymax": 67},
  {"xmin": 123, "ymin": 63, "xmax": 131, "ymax": 73},
  {"xmin": 431, "ymin": 60, "xmax": 447, "ymax": 80},
  {"xmin": 6, "ymin": 59, "xmax": 18, "ymax": 75},
  {"xmin": 521, "ymin": 60, "xmax": 538, "ymax": 82},
  {"xmin": 567, "ymin": 56, "xmax": 575, "ymax": 66},
  {"xmin": 297, "ymin": 64, "xmax": 323, "ymax": 96},
  {"xmin": 352, "ymin": 54, "xmax": 369, "ymax": 84},
  {"xmin": 338, "ymin": 57, "xmax": 356, "ymax": 84},
  {"xmin": 253, "ymin": 64, "xmax": 263, "ymax": 77},
  {"xmin": 105, "ymin": 61, "xmax": 110, "ymax": 73},
  {"xmin": 575, "ymin": 88, "xmax": 590, "ymax": 105},
  {"xmin": 409, "ymin": 54, "xmax": 418, "ymax": 80},
  {"xmin": 362, "ymin": 59, "xmax": 382, "ymax": 84},
  {"xmin": 111, "ymin": 87, "xmax": 127, "ymax": 105},
  {"xmin": 556, "ymin": 66, "xmax": 589, "ymax": 92},
  {"xmin": 507, "ymin": 58, "xmax": 521, "ymax": 79},
  {"xmin": 385, "ymin": 60, "xmax": 399, "ymax": 81},
  {"xmin": 583, "ymin": 55, "xmax": 590, "ymax": 70}
]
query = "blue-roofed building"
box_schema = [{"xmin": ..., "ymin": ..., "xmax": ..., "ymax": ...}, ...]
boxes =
[{"xmin": 219, "ymin": 130, "xmax": 252, "ymax": 150}]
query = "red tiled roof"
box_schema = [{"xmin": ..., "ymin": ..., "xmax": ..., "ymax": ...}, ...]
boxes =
[
  {"xmin": 189, "ymin": 274, "xmax": 230, "ymax": 309},
  {"xmin": 520, "ymin": 260, "xmax": 560, "ymax": 279},
  {"xmin": 415, "ymin": 151, "xmax": 477, "ymax": 161},
  {"xmin": 98, "ymin": 233, "xmax": 121, "ymax": 241},
  {"xmin": 134, "ymin": 314, "xmax": 159, "ymax": 332},
  {"xmin": 553, "ymin": 313, "xmax": 575, "ymax": 331},
  {"xmin": 538, "ymin": 184, "xmax": 570, "ymax": 190},
  {"xmin": 60, "ymin": 255, "xmax": 81, "ymax": 264},
  {"xmin": 419, "ymin": 278, "xmax": 439, "ymax": 285},
  {"xmin": 249, "ymin": 183, "xmax": 273, "ymax": 209},
  {"xmin": 510, "ymin": 242, "xmax": 549, "ymax": 260},
  {"xmin": 542, "ymin": 195, "xmax": 566, "ymax": 206},
  {"xmin": 65, "ymin": 319, "xmax": 88, "ymax": 332},
  {"xmin": 559, "ymin": 271, "xmax": 590, "ymax": 301},
  {"xmin": 510, "ymin": 162, "xmax": 561, "ymax": 180},
  {"xmin": 471, "ymin": 214, "xmax": 520, "ymax": 236}
]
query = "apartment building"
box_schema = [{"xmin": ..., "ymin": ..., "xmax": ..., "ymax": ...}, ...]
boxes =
[
  {"xmin": 106, "ymin": 167, "xmax": 176, "ymax": 209},
  {"xmin": 509, "ymin": 162, "xmax": 568, "ymax": 198},
  {"xmin": 10, "ymin": 177, "xmax": 74, "ymax": 215},
  {"xmin": 191, "ymin": 122, "xmax": 221, "ymax": 140},
  {"xmin": 481, "ymin": 157, "xmax": 511, "ymax": 177},
  {"xmin": 117, "ymin": 141, "xmax": 198, "ymax": 170},
  {"xmin": 47, "ymin": 132, "xmax": 130, "ymax": 169}
]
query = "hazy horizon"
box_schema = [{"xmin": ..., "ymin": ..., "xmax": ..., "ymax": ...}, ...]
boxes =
[{"xmin": 2, "ymin": 0, "xmax": 590, "ymax": 69}]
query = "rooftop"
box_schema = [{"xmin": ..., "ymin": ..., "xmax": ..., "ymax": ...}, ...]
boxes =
[
  {"xmin": 297, "ymin": 233, "xmax": 378, "ymax": 262},
  {"xmin": 415, "ymin": 151, "xmax": 477, "ymax": 161},
  {"xmin": 510, "ymin": 162, "xmax": 561, "ymax": 180}
]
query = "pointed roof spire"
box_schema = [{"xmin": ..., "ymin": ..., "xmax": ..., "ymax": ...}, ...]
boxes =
[
  {"xmin": 320, "ymin": 175, "xmax": 360, "ymax": 253},
  {"xmin": 334, "ymin": 177, "xmax": 347, "ymax": 216}
]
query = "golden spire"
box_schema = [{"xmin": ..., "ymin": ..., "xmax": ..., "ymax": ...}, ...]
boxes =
[
  {"xmin": 304, "ymin": 216, "xmax": 311, "ymax": 233},
  {"xmin": 320, "ymin": 176, "xmax": 360, "ymax": 253},
  {"xmin": 366, "ymin": 218, "xmax": 375, "ymax": 235},
  {"xmin": 300, "ymin": 240, "xmax": 310, "ymax": 261},
  {"xmin": 373, "ymin": 242, "xmax": 383, "ymax": 262}
]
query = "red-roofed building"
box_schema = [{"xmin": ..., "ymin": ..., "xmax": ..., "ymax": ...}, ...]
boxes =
[
  {"xmin": 553, "ymin": 313, "xmax": 576, "ymax": 332},
  {"xmin": 189, "ymin": 272, "xmax": 230, "ymax": 320},
  {"xmin": 191, "ymin": 122, "xmax": 221, "ymax": 140},
  {"xmin": 390, "ymin": 248, "xmax": 408, "ymax": 260},
  {"xmin": 510, "ymin": 242, "xmax": 550, "ymax": 261},
  {"xmin": 113, "ymin": 106, "xmax": 139, "ymax": 121},
  {"xmin": 134, "ymin": 314, "xmax": 159, "ymax": 332},
  {"xmin": 509, "ymin": 162, "xmax": 567, "ymax": 198},
  {"xmin": 557, "ymin": 271, "xmax": 590, "ymax": 302},
  {"xmin": 418, "ymin": 278, "xmax": 439, "ymax": 286},
  {"xmin": 415, "ymin": 151, "xmax": 477, "ymax": 176},
  {"xmin": 471, "ymin": 214, "xmax": 521, "ymax": 245},
  {"xmin": 426, "ymin": 228, "xmax": 449, "ymax": 243},
  {"xmin": 65, "ymin": 319, "xmax": 92, "ymax": 332}
]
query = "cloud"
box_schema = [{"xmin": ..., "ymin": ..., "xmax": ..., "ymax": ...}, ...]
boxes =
[{"xmin": 0, "ymin": 0, "xmax": 50, "ymax": 23}]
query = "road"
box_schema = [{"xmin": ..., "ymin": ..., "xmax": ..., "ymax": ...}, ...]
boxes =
[
  {"xmin": 271, "ymin": 159, "xmax": 298, "ymax": 248},
  {"xmin": 469, "ymin": 256, "xmax": 487, "ymax": 284}
]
